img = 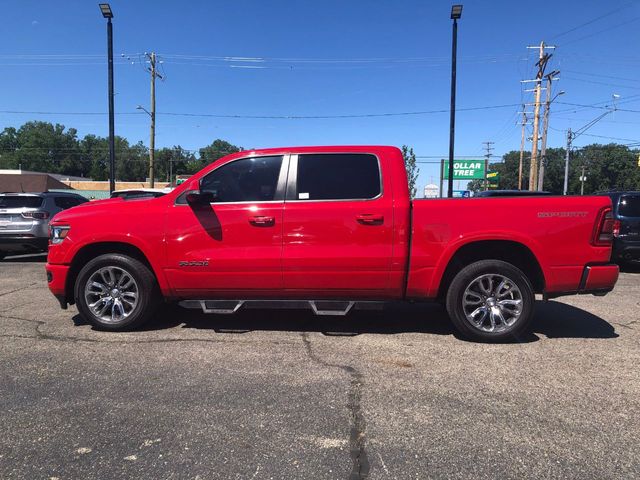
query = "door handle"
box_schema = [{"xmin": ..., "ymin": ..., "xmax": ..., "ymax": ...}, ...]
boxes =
[
  {"xmin": 249, "ymin": 215, "xmax": 275, "ymax": 227},
  {"xmin": 356, "ymin": 214, "xmax": 384, "ymax": 225}
]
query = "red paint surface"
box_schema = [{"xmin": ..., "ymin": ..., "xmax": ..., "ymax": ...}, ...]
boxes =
[{"xmin": 46, "ymin": 145, "xmax": 618, "ymax": 303}]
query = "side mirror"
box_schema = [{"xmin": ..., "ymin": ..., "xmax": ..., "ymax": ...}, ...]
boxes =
[{"xmin": 185, "ymin": 190, "xmax": 215, "ymax": 205}]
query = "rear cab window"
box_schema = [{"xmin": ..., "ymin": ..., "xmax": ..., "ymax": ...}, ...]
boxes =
[
  {"xmin": 618, "ymin": 195, "xmax": 640, "ymax": 217},
  {"xmin": 0, "ymin": 196, "xmax": 44, "ymax": 209},
  {"xmin": 292, "ymin": 153, "xmax": 381, "ymax": 200}
]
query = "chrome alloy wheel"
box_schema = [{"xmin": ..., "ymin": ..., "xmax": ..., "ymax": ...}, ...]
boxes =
[
  {"xmin": 462, "ymin": 274, "xmax": 523, "ymax": 333},
  {"xmin": 84, "ymin": 266, "xmax": 139, "ymax": 324}
]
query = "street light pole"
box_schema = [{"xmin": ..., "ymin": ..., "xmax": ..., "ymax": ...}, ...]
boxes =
[
  {"xmin": 448, "ymin": 5, "xmax": 463, "ymax": 198},
  {"xmin": 99, "ymin": 4, "xmax": 116, "ymax": 193}
]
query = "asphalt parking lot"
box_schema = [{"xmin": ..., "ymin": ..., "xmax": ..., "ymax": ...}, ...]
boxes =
[{"xmin": 0, "ymin": 255, "xmax": 639, "ymax": 479}]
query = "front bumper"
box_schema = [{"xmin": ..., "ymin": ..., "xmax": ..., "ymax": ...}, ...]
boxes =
[
  {"xmin": 45, "ymin": 263, "xmax": 70, "ymax": 309},
  {"xmin": 0, "ymin": 235, "xmax": 48, "ymax": 253}
]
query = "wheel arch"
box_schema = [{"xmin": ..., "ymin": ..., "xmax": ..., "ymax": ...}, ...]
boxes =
[
  {"xmin": 64, "ymin": 241, "xmax": 164, "ymax": 305},
  {"xmin": 436, "ymin": 240, "xmax": 546, "ymax": 299}
]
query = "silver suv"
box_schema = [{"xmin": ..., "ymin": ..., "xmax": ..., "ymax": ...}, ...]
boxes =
[{"xmin": 0, "ymin": 192, "xmax": 88, "ymax": 260}]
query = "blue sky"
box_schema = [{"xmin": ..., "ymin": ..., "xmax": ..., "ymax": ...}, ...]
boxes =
[{"xmin": 2, "ymin": 0, "xmax": 640, "ymax": 194}]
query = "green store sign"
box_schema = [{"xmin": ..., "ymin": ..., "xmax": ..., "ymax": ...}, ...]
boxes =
[{"xmin": 443, "ymin": 160, "xmax": 485, "ymax": 180}]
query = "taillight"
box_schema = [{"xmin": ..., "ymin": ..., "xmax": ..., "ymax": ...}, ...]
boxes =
[
  {"xmin": 592, "ymin": 208, "xmax": 614, "ymax": 246},
  {"xmin": 22, "ymin": 211, "xmax": 50, "ymax": 220},
  {"xmin": 612, "ymin": 219, "xmax": 621, "ymax": 238}
]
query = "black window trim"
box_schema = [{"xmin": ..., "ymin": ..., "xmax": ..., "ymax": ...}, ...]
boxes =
[
  {"xmin": 175, "ymin": 154, "xmax": 290, "ymax": 205},
  {"xmin": 285, "ymin": 152, "xmax": 383, "ymax": 202}
]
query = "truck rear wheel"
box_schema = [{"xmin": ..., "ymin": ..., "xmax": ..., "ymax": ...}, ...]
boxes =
[
  {"xmin": 445, "ymin": 260, "xmax": 535, "ymax": 342},
  {"xmin": 74, "ymin": 254, "xmax": 160, "ymax": 330}
]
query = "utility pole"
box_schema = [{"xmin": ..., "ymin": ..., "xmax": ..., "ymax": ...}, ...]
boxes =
[
  {"xmin": 525, "ymin": 41, "xmax": 554, "ymax": 191},
  {"xmin": 563, "ymin": 128, "xmax": 572, "ymax": 195},
  {"xmin": 144, "ymin": 52, "xmax": 163, "ymax": 188},
  {"xmin": 562, "ymin": 96, "xmax": 618, "ymax": 195},
  {"xmin": 482, "ymin": 141, "xmax": 494, "ymax": 190},
  {"xmin": 517, "ymin": 107, "xmax": 529, "ymax": 190},
  {"xmin": 580, "ymin": 165, "xmax": 587, "ymax": 195},
  {"xmin": 537, "ymin": 70, "xmax": 561, "ymax": 191}
]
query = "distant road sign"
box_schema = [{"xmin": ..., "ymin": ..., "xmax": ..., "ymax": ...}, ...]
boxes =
[
  {"xmin": 443, "ymin": 160, "xmax": 485, "ymax": 180},
  {"xmin": 424, "ymin": 184, "xmax": 439, "ymax": 198},
  {"xmin": 453, "ymin": 190, "xmax": 471, "ymax": 198}
]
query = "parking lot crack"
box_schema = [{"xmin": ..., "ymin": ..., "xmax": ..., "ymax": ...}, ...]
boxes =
[
  {"xmin": 0, "ymin": 283, "xmax": 38, "ymax": 298},
  {"xmin": 301, "ymin": 333, "xmax": 370, "ymax": 480},
  {"xmin": 0, "ymin": 313, "xmax": 298, "ymax": 347}
]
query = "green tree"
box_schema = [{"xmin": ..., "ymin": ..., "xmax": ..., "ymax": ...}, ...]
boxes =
[
  {"xmin": 197, "ymin": 139, "xmax": 241, "ymax": 172},
  {"xmin": 79, "ymin": 134, "xmax": 109, "ymax": 181},
  {"xmin": 0, "ymin": 121, "xmax": 82, "ymax": 175},
  {"xmin": 468, "ymin": 145, "xmax": 640, "ymax": 194},
  {"xmin": 401, "ymin": 145, "xmax": 419, "ymax": 198},
  {"xmin": 0, "ymin": 127, "xmax": 19, "ymax": 168},
  {"xmin": 156, "ymin": 146, "xmax": 197, "ymax": 182}
]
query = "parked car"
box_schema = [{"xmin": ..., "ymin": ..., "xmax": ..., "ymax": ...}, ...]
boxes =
[
  {"xmin": 474, "ymin": 190, "xmax": 553, "ymax": 197},
  {"xmin": 46, "ymin": 146, "xmax": 618, "ymax": 342},
  {"xmin": 110, "ymin": 188, "xmax": 172, "ymax": 200},
  {"xmin": 597, "ymin": 191, "xmax": 640, "ymax": 265},
  {"xmin": 0, "ymin": 192, "xmax": 88, "ymax": 259}
]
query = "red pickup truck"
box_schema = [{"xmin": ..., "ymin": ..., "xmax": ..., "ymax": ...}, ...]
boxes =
[{"xmin": 46, "ymin": 146, "xmax": 619, "ymax": 341}]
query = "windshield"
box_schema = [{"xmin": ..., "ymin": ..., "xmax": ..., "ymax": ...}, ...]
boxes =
[
  {"xmin": 618, "ymin": 195, "xmax": 640, "ymax": 217},
  {"xmin": 111, "ymin": 191, "xmax": 165, "ymax": 200},
  {"xmin": 0, "ymin": 196, "xmax": 44, "ymax": 208}
]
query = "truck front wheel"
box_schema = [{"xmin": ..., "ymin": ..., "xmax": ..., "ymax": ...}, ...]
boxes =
[
  {"xmin": 74, "ymin": 254, "xmax": 160, "ymax": 330},
  {"xmin": 445, "ymin": 260, "xmax": 535, "ymax": 342}
]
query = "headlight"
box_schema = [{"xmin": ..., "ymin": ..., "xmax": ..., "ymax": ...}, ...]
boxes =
[{"xmin": 50, "ymin": 225, "xmax": 70, "ymax": 244}]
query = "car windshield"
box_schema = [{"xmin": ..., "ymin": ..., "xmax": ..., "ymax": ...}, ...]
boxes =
[
  {"xmin": 618, "ymin": 195, "xmax": 640, "ymax": 217},
  {"xmin": 111, "ymin": 191, "xmax": 165, "ymax": 199},
  {"xmin": 0, "ymin": 196, "xmax": 43, "ymax": 208}
]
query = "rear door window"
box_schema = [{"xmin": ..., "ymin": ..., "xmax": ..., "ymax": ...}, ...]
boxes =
[
  {"xmin": 0, "ymin": 196, "xmax": 44, "ymax": 208},
  {"xmin": 618, "ymin": 195, "xmax": 640, "ymax": 217},
  {"xmin": 294, "ymin": 153, "xmax": 381, "ymax": 201}
]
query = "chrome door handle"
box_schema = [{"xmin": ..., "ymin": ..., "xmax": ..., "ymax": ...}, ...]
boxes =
[
  {"xmin": 249, "ymin": 215, "xmax": 275, "ymax": 226},
  {"xmin": 356, "ymin": 214, "xmax": 384, "ymax": 225}
]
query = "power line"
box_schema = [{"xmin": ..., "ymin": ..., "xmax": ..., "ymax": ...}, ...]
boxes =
[
  {"xmin": 0, "ymin": 103, "xmax": 520, "ymax": 119},
  {"xmin": 578, "ymin": 132, "xmax": 640, "ymax": 143},
  {"xmin": 563, "ymin": 69, "xmax": 640, "ymax": 84},
  {"xmin": 549, "ymin": 2, "xmax": 636, "ymax": 40},
  {"xmin": 562, "ymin": 76, "xmax": 640, "ymax": 90},
  {"xmin": 555, "ymin": 101, "xmax": 640, "ymax": 113},
  {"xmin": 561, "ymin": 16, "xmax": 640, "ymax": 47}
]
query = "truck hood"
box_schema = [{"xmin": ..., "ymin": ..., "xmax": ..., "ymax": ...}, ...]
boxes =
[{"xmin": 50, "ymin": 196, "xmax": 159, "ymax": 224}]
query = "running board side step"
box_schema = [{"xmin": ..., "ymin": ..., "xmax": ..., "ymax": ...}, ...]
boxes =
[
  {"xmin": 309, "ymin": 301, "xmax": 354, "ymax": 316},
  {"xmin": 179, "ymin": 300, "xmax": 245, "ymax": 314},
  {"xmin": 178, "ymin": 299, "xmax": 373, "ymax": 316}
]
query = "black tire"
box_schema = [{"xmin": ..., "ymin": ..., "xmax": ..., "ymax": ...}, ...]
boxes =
[
  {"xmin": 0, "ymin": 251, "xmax": 5, "ymax": 261},
  {"xmin": 445, "ymin": 260, "xmax": 535, "ymax": 342},
  {"xmin": 74, "ymin": 254, "xmax": 160, "ymax": 330}
]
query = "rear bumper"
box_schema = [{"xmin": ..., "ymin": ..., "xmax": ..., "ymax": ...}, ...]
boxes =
[
  {"xmin": 0, "ymin": 235, "xmax": 48, "ymax": 253},
  {"xmin": 612, "ymin": 238, "xmax": 640, "ymax": 262},
  {"xmin": 545, "ymin": 264, "xmax": 619, "ymax": 299},
  {"xmin": 45, "ymin": 263, "xmax": 70, "ymax": 309}
]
